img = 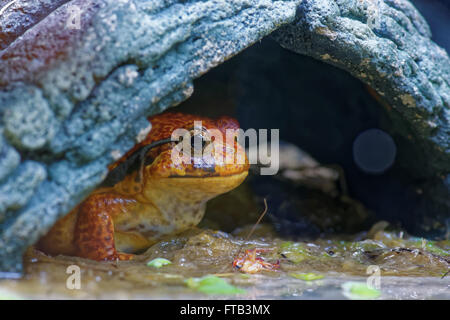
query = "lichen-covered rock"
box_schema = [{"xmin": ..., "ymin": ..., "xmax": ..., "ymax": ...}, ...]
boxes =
[
  {"xmin": 0, "ymin": 0, "xmax": 71, "ymax": 50},
  {"xmin": 0, "ymin": 0, "xmax": 448, "ymax": 273}
]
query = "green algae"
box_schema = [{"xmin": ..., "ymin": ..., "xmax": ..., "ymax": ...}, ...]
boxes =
[
  {"xmin": 341, "ymin": 282, "xmax": 381, "ymax": 300},
  {"xmin": 185, "ymin": 275, "xmax": 246, "ymax": 295},
  {"xmin": 147, "ymin": 258, "xmax": 172, "ymax": 268}
]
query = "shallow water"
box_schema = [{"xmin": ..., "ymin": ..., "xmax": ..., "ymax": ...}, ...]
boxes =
[{"xmin": 0, "ymin": 228, "xmax": 448, "ymax": 299}]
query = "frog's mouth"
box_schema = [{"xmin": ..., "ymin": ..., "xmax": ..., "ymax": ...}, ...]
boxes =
[
  {"xmin": 167, "ymin": 155, "xmax": 217, "ymax": 177},
  {"xmin": 167, "ymin": 160, "xmax": 246, "ymax": 178},
  {"xmin": 165, "ymin": 163, "xmax": 249, "ymax": 179},
  {"xmin": 168, "ymin": 170, "xmax": 240, "ymax": 178},
  {"xmin": 150, "ymin": 171, "xmax": 249, "ymax": 196}
]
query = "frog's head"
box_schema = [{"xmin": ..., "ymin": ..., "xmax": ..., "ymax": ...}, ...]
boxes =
[
  {"xmin": 114, "ymin": 112, "xmax": 249, "ymax": 202},
  {"xmin": 104, "ymin": 112, "xmax": 249, "ymax": 236}
]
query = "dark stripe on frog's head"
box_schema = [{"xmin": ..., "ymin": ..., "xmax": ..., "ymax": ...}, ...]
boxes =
[{"xmin": 101, "ymin": 138, "xmax": 173, "ymax": 188}]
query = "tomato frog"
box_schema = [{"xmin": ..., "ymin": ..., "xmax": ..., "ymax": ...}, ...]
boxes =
[{"xmin": 37, "ymin": 112, "xmax": 249, "ymax": 261}]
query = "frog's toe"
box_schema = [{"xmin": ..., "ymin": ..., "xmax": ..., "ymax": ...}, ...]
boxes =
[{"xmin": 116, "ymin": 252, "xmax": 134, "ymax": 261}]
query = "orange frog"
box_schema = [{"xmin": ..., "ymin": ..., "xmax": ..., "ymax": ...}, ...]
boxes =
[{"xmin": 37, "ymin": 112, "xmax": 249, "ymax": 261}]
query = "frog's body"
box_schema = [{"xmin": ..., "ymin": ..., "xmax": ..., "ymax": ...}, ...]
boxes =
[{"xmin": 37, "ymin": 113, "xmax": 249, "ymax": 261}]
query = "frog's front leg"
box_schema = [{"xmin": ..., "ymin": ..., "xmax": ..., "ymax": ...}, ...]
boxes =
[{"xmin": 74, "ymin": 193, "xmax": 136, "ymax": 261}]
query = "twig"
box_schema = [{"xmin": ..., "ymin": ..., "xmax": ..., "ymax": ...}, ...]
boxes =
[{"xmin": 234, "ymin": 198, "xmax": 269, "ymax": 258}]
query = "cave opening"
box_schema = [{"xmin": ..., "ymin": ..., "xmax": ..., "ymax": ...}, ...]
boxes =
[{"xmin": 172, "ymin": 37, "xmax": 446, "ymax": 239}]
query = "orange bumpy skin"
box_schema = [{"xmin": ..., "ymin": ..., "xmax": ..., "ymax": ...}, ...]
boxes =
[{"xmin": 37, "ymin": 112, "xmax": 249, "ymax": 261}]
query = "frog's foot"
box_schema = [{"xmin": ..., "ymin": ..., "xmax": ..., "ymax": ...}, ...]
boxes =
[{"xmin": 74, "ymin": 193, "xmax": 136, "ymax": 261}]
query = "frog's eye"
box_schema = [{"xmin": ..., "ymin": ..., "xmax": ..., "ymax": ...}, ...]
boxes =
[
  {"xmin": 186, "ymin": 126, "xmax": 211, "ymax": 153},
  {"xmin": 190, "ymin": 134, "xmax": 208, "ymax": 150}
]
